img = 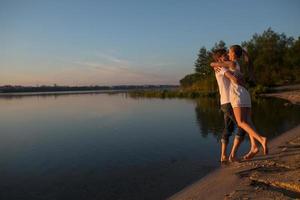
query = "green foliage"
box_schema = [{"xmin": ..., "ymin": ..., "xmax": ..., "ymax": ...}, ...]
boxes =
[
  {"xmin": 179, "ymin": 73, "xmax": 203, "ymax": 87},
  {"xmin": 194, "ymin": 41, "xmax": 227, "ymax": 76},
  {"xmin": 211, "ymin": 40, "xmax": 227, "ymax": 52},
  {"xmin": 179, "ymin": 73, "xmax": 218, "ymax": 93},
  {"xmin": 194, "ymin": 47, "xmax": 211, "ymax": 75},
  {"xmin": 181, "ymin": 40, "xmax": 227, "ymax": 90},
  {"xmin": 133, "ymin": 29, "xmax": 300, "ymax": 99},
  {"xmin": 183, "ymin": 28, "xmax": 300, "ymax": 93},
  {"xmin": 286, "ymin": 37, "xmax": 300, "ymax": 67},
  {"xmin": 242, "ymin": 28, "xmax": 299, "ymax": 86},
  {"xmin": 249, "ymin": 84, "xmax": 269, "ymax": 96},
  {"xmin": 128, "ymin": 89, "xmax": 217, "ymax": 99}
]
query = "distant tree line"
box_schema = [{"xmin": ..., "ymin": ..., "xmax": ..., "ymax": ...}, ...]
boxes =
[
  {"xmin": 180, "ymin": 28, "xmax": 300, "ymax": 92},
  {"xmin": 0, "ymin": 85, "xmax": 178, "ymax": 93}
]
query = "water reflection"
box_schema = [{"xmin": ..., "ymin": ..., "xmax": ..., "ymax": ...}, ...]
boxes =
[
  {"xmin": 194, "ymin": 98, "xmax": 223, "ymax": 139},
  {"xmin": 0, "ymin": 93, "xmax": 299, "ymax": 200},
  {"xmin": 0, "ymin": 90, "xmax": 122, "ymax": 100},
  {"xmin": 194, "ymin": 97, "xmax": 300, "ymax": 141},
  {"xmin": 251, "ymin": 98, "xmax": 300, "ymax": 138}
]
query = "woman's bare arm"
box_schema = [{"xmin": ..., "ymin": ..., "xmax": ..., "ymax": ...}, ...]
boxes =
[
  {"xmin": 224, "ymin": 71, "xmax": 238, "ymax": 83},
  {"xmin": 224, "ymin": 71, "xmax": 246, "ymax": 87},
  {"xmin": 210, "ymin": 61, "xmax": 236, "ymax": 69}
]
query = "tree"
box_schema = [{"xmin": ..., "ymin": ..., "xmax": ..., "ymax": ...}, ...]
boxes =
[
  {"xmin": 242, "ymin": 28, "xmax": 294, "ymax": 85},
  {"xmin": 211, "ymin": 40, "xmax": 227, "ymax": 52},
  {"xmin": 180, "ymin": 73, "xmax": 202, "ymax": 87},
  {"xmin": 286, "ymin": 36, "xmax": 300, "ymax": 68},
  {"xmin": 284, "ymin": 37, "xmax": 300, "ymax": 83},
  {"xmin": 181, "ymin": 28, "xmax": 300, "ymax": 90},
  {"xmin": 195, "ymin": 47, "xmax": 211, "ymax": 75}
]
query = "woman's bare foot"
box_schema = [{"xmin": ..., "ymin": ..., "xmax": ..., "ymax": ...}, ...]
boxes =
[
  {"xmin": 262, "ymin": 137, "xmax": 268, "ymax": 155},
  {"xmin": 228, "ymin": 155, "xmax": 239, "ymax": 162},
  {"xmin": 243, "ymin": 147, "xmax": 259, "ymax": 160},
  {"xmin": 220, "ymin": 155, "xmax": 228, "ymax": 163}
]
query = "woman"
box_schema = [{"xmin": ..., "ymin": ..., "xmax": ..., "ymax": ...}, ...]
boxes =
[{"xmin": 211, "ymin": 45, "xmax": 268, "ymax": 161}]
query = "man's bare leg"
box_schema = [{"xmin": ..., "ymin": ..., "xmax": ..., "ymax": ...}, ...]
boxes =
[{"xmin": 221, "ymin": 142, "xmax": 228, "ymax": 162}]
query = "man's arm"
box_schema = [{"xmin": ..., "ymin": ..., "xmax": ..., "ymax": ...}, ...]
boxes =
[
  {"xmin": 210, "ymin": 61, "xmax": 236, "ymax": 70},
  {"xmin": 218, "ymin": 67, "xmax": 246, "ymax": 87}
]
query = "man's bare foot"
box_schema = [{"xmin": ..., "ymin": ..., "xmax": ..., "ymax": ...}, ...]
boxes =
[
  {"xmin": 262, "ymin": 137, "xmax": 268, "ymax": 155},
  {"xmin": 243, "ymin": 147, "xmax": 259, "ymax": 160}
]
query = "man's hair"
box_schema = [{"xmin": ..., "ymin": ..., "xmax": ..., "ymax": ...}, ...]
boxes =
[{"xmin": 212, "ymin": 48, "xmax": 227, "ymax": 61}]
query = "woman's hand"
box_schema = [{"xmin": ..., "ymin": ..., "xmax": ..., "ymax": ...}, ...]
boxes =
[
  {"xmin": 210, "ymin": 61, "xmax": 235, "ymax": 70},
  {"xmin": 210, "ymin": 62, "xmax": 222, "ymax": 72}
]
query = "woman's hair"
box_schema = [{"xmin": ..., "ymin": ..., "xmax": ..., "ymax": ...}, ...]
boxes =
[
  {"xmin": 230, "ymin": 45, "xmax": 243, "ymax": 58},
  {"xmin": 212, "ymin": 48, "xmax": 227, "ymax": 61},
  {"xmin": 230, "ymin": 45, "xmax": 249, "ymax": 61},
  {"xmin": 230, "ymin": 45, "xmax": 255, "ymax": 83}
]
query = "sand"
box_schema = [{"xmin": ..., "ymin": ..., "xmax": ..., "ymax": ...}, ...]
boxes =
[
  {"xmin": 261, "ymin": 84, "xmax": 300, "ymax": 105},
  {"xmin": 168, "ymin": 125, "xmax": 300, "ymax": 200}
]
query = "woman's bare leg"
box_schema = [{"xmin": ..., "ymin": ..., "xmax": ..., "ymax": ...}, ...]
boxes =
[
  {"xmin": 229, "ymin": 107, "xmax": 247, "ymax": 162},
  {"xmin": 229, "ymin": 137, "xmax": 243, "ymax": 162},
  {"xmin": 233, "ymin": 107, "xmax": 268, "ymax": 155},
  {"xmin": 243, "ymin": 108, "xmax": 259, "ymax": 159}
]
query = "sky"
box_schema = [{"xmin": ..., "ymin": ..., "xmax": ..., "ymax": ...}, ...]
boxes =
[{"xmin": 1, "ymin": 0, "xmax": 300, "ymax": 86}]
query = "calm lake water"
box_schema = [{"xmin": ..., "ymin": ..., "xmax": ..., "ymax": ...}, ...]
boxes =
[{"xmin": 0, "ymin": 93, "xmax": 299, "ymax": 200}]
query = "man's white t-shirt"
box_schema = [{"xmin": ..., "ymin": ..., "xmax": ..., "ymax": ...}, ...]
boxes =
[{"xmin": 215, "ymin": 67, "xmax": 230, "ymax": 105}]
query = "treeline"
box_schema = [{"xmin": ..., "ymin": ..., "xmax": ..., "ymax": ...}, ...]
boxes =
[
  {"xmin": 129, "ymin": 89, "xmax": 217, "ymax": 99},
  {"xmin": 0, "ymin": 85, "xmax": 178, "ymax": 93},
  {"xmin": 180, "ymin": 28, "xmax": 300, "ymax": 93}
]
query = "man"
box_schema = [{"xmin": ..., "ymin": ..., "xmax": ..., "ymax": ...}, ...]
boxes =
[{"xmin": 211, "ymin": 49, "xmax": 246, "ymax": 162}]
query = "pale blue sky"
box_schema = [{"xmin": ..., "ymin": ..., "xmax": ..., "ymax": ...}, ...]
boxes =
[{"xmin": 1, "ymin": 0, "xmax": 300, "ymax": 86}]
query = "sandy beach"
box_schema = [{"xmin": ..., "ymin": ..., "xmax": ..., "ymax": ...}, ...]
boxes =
[
  {"xmin": 168, "ymin": 86, "xmax": 300, "ymax": 200},
  {"xmin": 168, "ymin": 125, "xmax": 300, "ymax": 200},
  {"xmin": 261, "ymin": 84, "xmax": 300, "ymax": 105}
]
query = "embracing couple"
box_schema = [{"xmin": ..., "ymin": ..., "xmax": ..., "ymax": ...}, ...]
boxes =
[{"xmin": 210, "ymin": 45, "xmax": 268, "ymax": 163}]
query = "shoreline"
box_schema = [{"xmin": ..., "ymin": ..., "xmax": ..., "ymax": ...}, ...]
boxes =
[
  {"xmin": 260, "ymin": 84, "xmax": 300, "ymax": 105},
  {"xmin": 168, "ymin": 125, "xmax": 300, "ymax": 200},
  {"xmin": 168, "ymin": 87, "xmax": 300, "ymax": 199},
  {"xmin": 0, "ymin": 90, "xmax": 127, "ymax": 97}
]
